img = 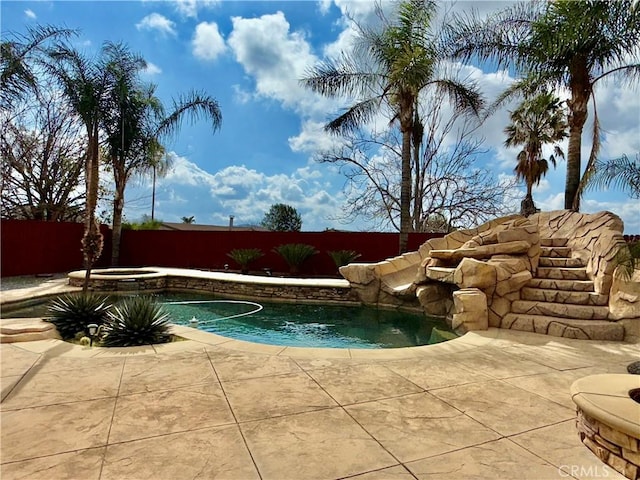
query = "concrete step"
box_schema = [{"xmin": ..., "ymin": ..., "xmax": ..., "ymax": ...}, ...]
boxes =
[
  {"xmin": 541, "ymin": 238, "xmax": 568, "ymax": 247},
  {"xmin": 511, "ymin": 300, "xmax": 609, "ymax": 320},
  {"xmin": 0, "ymin": 318, "xmax": 60, "ymax": 343},
  {"xmin": 526, "ymin": 278, "xmax": 596, "ymax": 292},
  {"xmin": 535, "ymin": 267, "xmax": 589, "ymax": 281},
  {"xmin": 538, "ymin": 257, "xmax": 585, "ymax": 268},
  {"xmin": 538, "ymin": 257, "xmax": 583, "ymax": 268},
  {"xmin": 520, "ymin": 287, "xmax": 608, "ymax": 306},
  {"xmin": 540, "ymin": 246, "xmax": 572, "ymax": 258},
  {"xmin": 501, "ymin": 313, "xmax": 624, "ymax": 341}
]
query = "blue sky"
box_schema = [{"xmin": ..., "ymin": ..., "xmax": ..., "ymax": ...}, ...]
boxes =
[{"xmin": 3, "ymin": 1, "xmax": 639, "ymax": 232}]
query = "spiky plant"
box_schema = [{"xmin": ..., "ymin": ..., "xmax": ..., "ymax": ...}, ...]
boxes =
[
  {"xmin": 101, "ymin": 296, "xmax": 171, "ymax": 347},
  {"xmin": 47, "ymin": 293, "xmax": 111, "ymax": 339},
  {"xmin": 273, "ymin": 243, "xmax": 318, "ymax": 274},
  {"xmin": 227, "ymin": 248, "xmax": 263, "ymax": 274},
  {"xmin": 328, "ymin": 250, "xmax": 361, "ymax": 268}
]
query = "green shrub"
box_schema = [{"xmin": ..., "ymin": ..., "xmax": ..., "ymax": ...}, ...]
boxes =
[
  {"xmin": 47, "ymin": 294, "xmax": 111, "ymax": 339},
  {"xmin": 227, "ymin": 248, "xmax": 263, "ymax": 273},
  {"xmin": 122, "ymin": 215, "xmax": 163, "ymax": 230},
  {"xmin": 328, "ymin": 250, "xmax": 361, "ymax": 268},
  {"xmin": 101, "ymin": 296, "xmax": 171, "ymax": 347},
  {"xmin": 273, "ymin": 243, "xmax": 318, "ymax": 274}
]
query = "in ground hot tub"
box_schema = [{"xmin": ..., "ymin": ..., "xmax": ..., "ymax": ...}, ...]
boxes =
[{"xmin": 67, "ymin": 268, "xmax": 167, "ymax": 291}]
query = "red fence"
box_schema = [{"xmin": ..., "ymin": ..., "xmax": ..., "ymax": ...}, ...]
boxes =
[
  {"xmin": 1, "ymin": 220, "xmax": 112, "ymax": 277},
  {"xmin": 1, "ymin": 220, "xmax": 442, "ymax": 277},
  {"xmin": 119, "ymin": 229, "xmax": 441, "ymax": 276}
]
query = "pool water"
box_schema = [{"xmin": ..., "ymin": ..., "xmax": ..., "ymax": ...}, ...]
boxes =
[
  {"xmin": 2, "ymin": 292, "xmax": 458, "ymax": 349},
  {"xmin": 161, "ymin": 292, "xmax": 457, "ymax": 349}
]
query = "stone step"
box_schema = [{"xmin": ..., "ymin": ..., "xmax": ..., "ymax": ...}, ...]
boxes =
[
  {"xmin": 511, "ymin": 300, "xmax": 609, "ymax": 320},
  {"xmin": 541, "ymin": 238, "xmax": 568, "ymax": 247},
  {"xmin": 0, "ymin": 318, "xmax": 60, "ymax": 343},
  {"xmin": 520, "ymin": 287, "xmax": 608, "ymax": 306},
  {"xmin": 526, "ymin": 278, "xmax": 596, "ymax": 292},
  {"xmin": 540, "ymin": 246, "xmax": 572, "ymax": 258},
  {"xmin": 535, "ymin": 267, "xmax": 589, "ymax": 281},
  {"xmin": 501, "ymin": 313, "xmax": 624, "ymax": 341},
  {"xmin": 538, "ymin": 257, "xmax": 585, "ymax": 268},
  {"xmin": 424, "ymin": 266, "xmax": 455, "ymax": 283}
]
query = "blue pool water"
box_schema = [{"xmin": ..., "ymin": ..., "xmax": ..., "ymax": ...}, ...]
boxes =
[
  {"xmin": 1, "ymin": 291, "xmax": 458, "ymax": 349},
  {"xmin": 160, "ymin": 292, "xmax": 457, "ymax": 349}
]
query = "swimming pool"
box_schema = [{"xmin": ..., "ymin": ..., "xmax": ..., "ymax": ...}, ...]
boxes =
[
  {"xmin": 2, "ymin": 291, "xmax": 458, "ymax": 349},
  {"xmin": 161, "ymin": 292, "xmax": 457, "ymax": 349}
]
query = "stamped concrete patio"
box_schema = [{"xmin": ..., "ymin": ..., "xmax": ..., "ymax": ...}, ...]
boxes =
[{"xmin": 1, "ymin": 321, "xmax": 638, "ymax": 480}]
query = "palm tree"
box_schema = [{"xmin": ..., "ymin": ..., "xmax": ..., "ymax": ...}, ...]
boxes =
[
  {"xmin": 301, "ymin": 0, "xmax": 483, "ymax": 253},
  {"xmin": 446, "ymin": 0, "xmax": 640, "ymax": 211},
  {"xmin": 181, "ymin": 216, "xmax": 195, "ymax": 224},
  {"xmin": 104, "ymin": 74, "xmax": 221, "ymax": 265},
  {"xmin": 1, "ymin": 24, "xmax": 75, "ymax": 109},
  {"xmin": 504, "ymin": 92, "xmax": 567, "ymax": 216},
  {"xmin": 149, "ymin": 146, "xmax": 171, "ymax": 221},
  {"xmin": 47, "ymin": 41, "xmax": 146, "ymax": 291}
]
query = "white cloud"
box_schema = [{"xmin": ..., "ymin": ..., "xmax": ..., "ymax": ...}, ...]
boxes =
[
  {"xmin": 125, "ymin": 154, "xmax": 346, "ymax": 230},
  {"xmin": 24, "ymin": 9, "xmax": 36, "ymax": 20},
  {"xmin": 192, "ymin": 22, "xmax": 226, "ymax": 61},
  {"xmin": 136, "ymin": 13, "xmax": 177, "ymax": 36},
  {"xmin": 142, "ymin": 62, "xmax": 162, "ymax": 76},
  {"xmin": 228, "ymin": 12, "xmax": 335, "ymax": 116},
  {"xmin": 318, "ymin": 0, "xmax": 332, "ymax": 15},
  {"xmin": 231, "ymin": 85, "xmax": 252, "ymax": 104},
  {"xmin": 173, "ymin": 0, "xmax": 218, "ymax": 18},
  {"xmin": 288, "ymin": 120, "xmax": 345, "ymax": 154}
]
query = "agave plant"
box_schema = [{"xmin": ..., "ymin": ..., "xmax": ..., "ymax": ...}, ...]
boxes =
[
  {"xmin": 273, "ymin": 243, "xmax": 318, "ymax": 274},
  {"xmin": 328, "ymin": 250, "xmax": 361, "ymax": 269},
  {"xmin": 101, "ymin": 296, "xmax": 171, "ymax": 347},
  {"xmin": 47, "ymin": 293, "xmax": 111, "ymax": 339},
  {"xmin": 227, "ymin": 248, "xmax": 263, "ymax": 274}
]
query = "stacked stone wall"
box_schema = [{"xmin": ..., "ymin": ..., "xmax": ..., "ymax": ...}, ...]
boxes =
[
  {"xmin": 577, "ymin": 409, "xmax": 640, "ymax": 479},
  {"xmin": 70, "ymin": 273, "xmax": 359, "ymax": 304}
]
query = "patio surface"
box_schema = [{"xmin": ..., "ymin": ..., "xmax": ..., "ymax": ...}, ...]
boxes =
[
  {"xmin": 1, "ymin": 323, "xmax": 638, "ymax": 480},
  {"xmin": 1, "ymin": 277, "xmax": 638, "ymax": 479}
]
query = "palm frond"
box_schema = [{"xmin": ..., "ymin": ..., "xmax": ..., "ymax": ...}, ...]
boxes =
[
  {"xmin": 431, "ymin": 78, "xmax": 484, "ymax": 117},
  {"xmin": 443, "ymin": 1, "xmax": 541, "ymax": 67},
  {"xmin": 587, "ymin": 154, "xmax": 640, "ymax": 199},
  {"xmin": 573, "ymin": 96, "xmax": 602, "ymax": 210},
  {"xmin": 300, "ymin": 55, "xmax": 381, "ymax": 99},
  {"xmin": 156, "ymin": 90, "xmax": 222, "ymax": 139},
  {"xmin": 325, "ymin": 96, "xmax": 382, "ymax": 135}
]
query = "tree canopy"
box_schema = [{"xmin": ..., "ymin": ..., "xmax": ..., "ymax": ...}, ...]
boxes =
[{"xmin": 261, "ymin": 204, "xmax": 302, "ymax": 232}]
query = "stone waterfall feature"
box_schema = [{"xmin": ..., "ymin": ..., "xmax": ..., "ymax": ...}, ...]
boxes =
[{"xmin": 339, "ymin": 211, "xmax": 638, "ymax": 341}]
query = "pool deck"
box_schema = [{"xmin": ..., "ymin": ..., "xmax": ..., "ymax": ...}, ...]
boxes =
[{"xmin": 1, "ymin": 280, "xmax": 639, "ymax": 479}]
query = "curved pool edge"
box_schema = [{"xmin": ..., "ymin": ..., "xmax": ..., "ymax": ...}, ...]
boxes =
[
  {"xmin": 67, "ymin": 267, "xmax": 352, "ymax": 288},
  {"xmin": 2, "ymin": 267, "xmax": 525, "ymax": 357},
  {"xmin": 5, "ymin": 324, "xmax": 509, "ymax": 359}
]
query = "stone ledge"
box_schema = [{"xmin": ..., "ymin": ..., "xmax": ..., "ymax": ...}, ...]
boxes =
[
  {"xmin": 0, "ymin": 318, "xmax": 61, "ymax": 343},
  {"xmin": 573, "ymin": 374, "xmax": 640, "ymax": 479},
  {"xmin": 501, "ymin": 313, "xmax": 625, "ymax": 340},
  {"xmin": 0, "ymin": 318, "xmax": 57, "ymax": 334}
]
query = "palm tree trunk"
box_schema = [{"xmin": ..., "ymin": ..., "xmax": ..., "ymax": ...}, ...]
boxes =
[
  {"xmin": 151, "ymin": 165, "xmax": 156, "ymax": 221},
  {"xmin": 399, "ymin": 127, "xmax": 412, "ymax": 254},
  {"xmin": 82, "ymin": 127, "xmax": 104, "ymax": 292},
  {"xmin": 412, "ymin": 133, "xmax": 422, "ymax": 232},
  {"xmin": 565, "ymin": 84, "xmax": 589, "ymax": 211},
  {"xmin": 111, "ymin": 165, "xmax": 126, "ymax": 266}
]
